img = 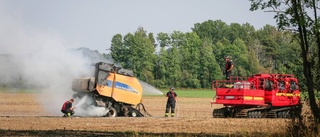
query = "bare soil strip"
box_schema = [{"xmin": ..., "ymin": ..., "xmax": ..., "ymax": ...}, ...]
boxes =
[{"xmin": 0, "ymin": 92, "xmax": 289, "ymax": 136}]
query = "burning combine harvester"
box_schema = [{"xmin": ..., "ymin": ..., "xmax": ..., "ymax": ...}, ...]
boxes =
[{"xmin": 71, "ymin": 62, "xmax": 150, "ymax": 117}]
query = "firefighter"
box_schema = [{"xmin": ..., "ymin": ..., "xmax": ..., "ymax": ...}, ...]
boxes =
[
  {"xmin": 164, "ymin": 87, "xmax": 178, "ymax": 117},
  {"xmin": 224, "ymin": 56, "xmax": 234, "ymax": 80},
  {"xmin": 61, "ymin": 98, "xmax": 75, "ymax": 117}
]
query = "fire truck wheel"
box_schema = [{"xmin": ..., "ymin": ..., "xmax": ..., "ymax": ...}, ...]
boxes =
[
  {"xmin": 284, "ymin": 111, "xmax": 290, "ymax": 118},
  {"xmin": 257, "ymin": 111, "xmax": 262, "ymax": 118},
  {"xmin": 277, "ymin": 111, "xmax": 283, "ymax": 118},
  {"xmin": 248, "ymin": 112, "xmax": 252, "ymax": 118},
  {"xmin": 253, "ymin": 111, "xmax": 258, "ymax": 118}
]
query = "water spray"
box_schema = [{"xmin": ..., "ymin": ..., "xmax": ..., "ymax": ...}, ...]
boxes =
[{"xmin": 75, "ymin": 94, "xmax": 89, "ymax": 108}]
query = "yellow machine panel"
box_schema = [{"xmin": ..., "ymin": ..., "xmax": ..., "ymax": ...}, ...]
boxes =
[{"xmin": 96, "ymin": 73, "xmax": 143, "ymax": 105}]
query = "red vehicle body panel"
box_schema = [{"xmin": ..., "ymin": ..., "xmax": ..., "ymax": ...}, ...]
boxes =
[
  {"xmin": 212, "ymin": 74, "xmax": 300, "ymax": 108},
  {"xmin": 215, "ymin": 88, "xmax": 265, "ymax": 106}
]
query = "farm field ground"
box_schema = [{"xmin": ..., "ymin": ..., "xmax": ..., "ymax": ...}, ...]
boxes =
[{"xmin": 0, "ymin": 92, "xmax": 291, "ymax": 136}]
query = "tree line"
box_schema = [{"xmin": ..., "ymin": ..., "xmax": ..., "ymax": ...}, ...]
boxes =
[{"xmin": 110, "ymin": 20, "xmax": 304, "ymax": 89}]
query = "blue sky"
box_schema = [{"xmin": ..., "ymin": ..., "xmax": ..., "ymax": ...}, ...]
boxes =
[{"xmin": 0, "ymin": 0, "xmax": 276, "ymax": 54}]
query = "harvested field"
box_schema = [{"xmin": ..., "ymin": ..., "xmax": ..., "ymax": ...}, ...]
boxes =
[{"xmin": 0, "ymin": 92, "xmax": 290, "ymax": 136}]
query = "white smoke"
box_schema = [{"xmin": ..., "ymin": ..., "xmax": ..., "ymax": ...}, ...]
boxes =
[
  {"xmin": 0, "ymin": 2, "xmax": 109, "ymax": 116},
  {"xmin": 73, "ymin": 94, "xmax": 109, "ymax": 117},
  {"xmin": 0, "ymin": 1, "xmax": 164, "ymax": 117}
]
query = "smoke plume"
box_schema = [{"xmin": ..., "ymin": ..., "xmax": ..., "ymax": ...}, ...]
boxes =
[
  {"xmin": 0, "ymin": 2, "xmax": 108, "ymax": 116},
  {"xmin": 0, "ymin": 1, "xmax": 163, "ymax": 116},
  {"xmin": 73, "ymin": 94, "xmax": 109, "ymax": 117}
]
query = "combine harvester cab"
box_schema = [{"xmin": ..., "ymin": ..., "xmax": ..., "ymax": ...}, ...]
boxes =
[
  {"xmin": 211, "ymin": 74, "xmax": 301, "ymax": 118},
  {"xmin": 72, "ymin": 62, "xmax": 150, "ymax": 117}
]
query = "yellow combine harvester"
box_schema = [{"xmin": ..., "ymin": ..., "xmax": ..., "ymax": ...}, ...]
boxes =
[{"xmin": 71, "ymin": 62, "xmax": 149, "ymax": 117}]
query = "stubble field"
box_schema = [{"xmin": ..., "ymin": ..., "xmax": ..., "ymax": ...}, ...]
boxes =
[{"xmin": 0, "ymin": 92, "xmax": 290, "ymax": 136}]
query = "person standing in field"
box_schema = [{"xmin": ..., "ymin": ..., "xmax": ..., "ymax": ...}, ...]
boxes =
[
  {"xmin": 224, "ymin": 56, "xmax": 234, "ymax": 80},
  {"xmin": 164, "ymin": 87, "xmax": 178, "ymax": 117},
  {"xmin": 61, "ymin": 98, "xmax": 75, "ymax": 117}
]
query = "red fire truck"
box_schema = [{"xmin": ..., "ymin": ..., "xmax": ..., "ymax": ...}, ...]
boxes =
[{"xmin": 211, "ymin": 74, "xmax": 301, "ymax": 118}]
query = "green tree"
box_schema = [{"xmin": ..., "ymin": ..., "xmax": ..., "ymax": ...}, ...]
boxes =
[
  {"xmin": 110, "ymin": 34, "xmax": 128, "ymax": 65},
  {"xmin": 232, "ymin": 38, "xmax": 256, "ymax": 77},
  {"xmin": 178, "ymin": 32, "xmax": 202, "ymax": 88},
  {"xmin": 155, "ymin": 31, "xmax": 223, "ymax": 88},
  {"xmin": 155, "ymin": 32, "xmax": 182, "ymax": 88},
  {"xmin": 110, "ymin": 27, "xmax": 156, "ymax": 84},
  {"xmin": 199, "ymin": 38, "xmax": 223, "ymax": 87},
  {"xmin": 192, "ymin": 20, "xmax": 230, "ymax": 43},
  {"xmin": 256, "ymin": 25, "xmax": 283, "ymax": 73},
  {"xmin": 157, "ymin": 32, "xmax": 170, "ymax": 48},
  {"xmin": 250, "ymin": 0, "xmax": 320, "ymax": 129}
]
